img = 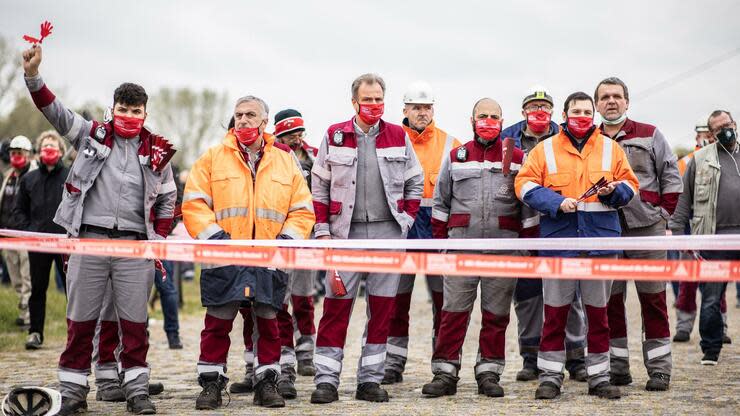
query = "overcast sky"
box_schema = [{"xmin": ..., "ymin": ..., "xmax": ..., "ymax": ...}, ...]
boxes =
[{"xmin": 1, "ymin": 0, "xmax": 738, "ymax": 151}]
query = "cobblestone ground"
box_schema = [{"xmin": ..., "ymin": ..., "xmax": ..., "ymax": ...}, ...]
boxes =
[{"xmin": 0, "ymin": 281, "xmax": 737, "ymax": 415}]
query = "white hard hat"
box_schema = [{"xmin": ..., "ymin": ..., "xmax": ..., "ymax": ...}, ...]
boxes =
[
  {"xmin": 522, "ymin": 84, "xmax": 554, "ymax": 108},
  {"xmin": 403, "ymin": 81, "xmax": 435, "ymax": 104},
  {"xmin": 2, "ymin": 386, "xmax": 62, "ymax": 416},
  {"xmin": 695, "ymin": 115, "xmax": 710, "ymax": 133},
  {"xmin": 9, "ymin": 136, "xmax": 32, "ymax": 152}
]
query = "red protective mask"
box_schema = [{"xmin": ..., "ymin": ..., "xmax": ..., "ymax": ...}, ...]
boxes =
[
  {"xmin": 40, "ymin": 147, "xmax": 61, "ymax": 166},
  {"xmin": 357, "ymin": 103, "xmax": 384, "ymax": 125},
  {"xmin": 526, "ymin": 110, "xmax": 551, "ymax": 134},
  {"xmin": 113, "ymin": 115, "xmax": 145, "ymax": 139},
  {"xmin": 234, "ymin": 127, "xmax": 262, "ymax": 146},
  {"xmin": 566, "ymin": 116, "xmax": 594, "ymax": 139},
  {"xmin": 10, "ymin": 154, "xmax": 28, "ymax": 169},
  {"xmin": 475, "ymin": 118, "xmax": 502, "ymax": 141}
]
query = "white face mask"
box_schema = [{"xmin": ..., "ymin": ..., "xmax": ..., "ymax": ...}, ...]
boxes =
[{"xmin": 602, "ymin": 112, "xmax": 627, "ymax": 126}]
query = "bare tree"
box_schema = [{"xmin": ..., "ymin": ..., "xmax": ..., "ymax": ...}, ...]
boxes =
[
  {"xmin": 149, "ymin": 87, "xmax": 229, "ymax": 168},
  {"xmin": 0, "ymin": 36, "xmax": 22, "ymax": 116}
]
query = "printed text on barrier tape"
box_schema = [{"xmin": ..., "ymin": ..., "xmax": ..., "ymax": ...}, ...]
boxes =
[
  {"xmin": 1, "ymin": 237, "xmax": 738, "ymax": 282},
  {"xmin": 2, "ymin": 229, "xmax": 740, "ymax": 251}
]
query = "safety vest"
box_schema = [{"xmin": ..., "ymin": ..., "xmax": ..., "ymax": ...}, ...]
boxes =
[
  {"xmin": 402, "ymin": 120, "xmax": 460, "ymax": 207},
  {"xmin": 690, "ymin": 143, "xmax": 721, "ymax": 236}
]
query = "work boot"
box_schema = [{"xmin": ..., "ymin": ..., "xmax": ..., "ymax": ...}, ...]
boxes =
[
  {"xmin": 96, "ymin": 385, "xmax": 125, "ymax": 402},
  {"xmin": 610, "ymin": 372, "xmax": 633, "ymax": 386},
  {"xmin": 381, "ymin": 369, "xmax": 403, "ymax": 385},
  {"xmin": 515, "ymin": 367, "xmax": 538, "ymax": 381},
  {"xmin": 310, "ymin": 383, "xmax": 338, "ymax": 404},
  {"xmin": 568, "ymin": 365, "xmax": 588, "ymax": 382},
  {"xmin": 672, "ymin": 330, "xmax": 690, "ymax": 342},
  {"xmin": 588, "ymin": 382, "xmax": 621, "ymax": 399},
  {"xmin": 58, "ymin": 397, "xmax": 88, "ymax": 416},
  {"xmin": 645, "ymin": 373, "xmax": 671, "ymax": 391},
  {"xmin": 25, "ymin": 332, "xmax": 42, "ymax": 350},
  {"xmin": 534, "ymin": 381, "xmax": 560, "ymax": 400},
  {"xmin": 297, "ymin": 359, "xmax": 316, "ymax": 376},
  {"xmin": 167, "ymin": 332, "xmax": 183, "ymax": 349},
  {"xmin": 149, "ymin": 382, "xmax": 164, "ymax": 396},
  {"xmin": 421, "ymin": 373, "xmax": 459, "ymax": 397},
  {"xmin": 355, "ymin": 382, "xmax": 389, "ymax": 402},
  {"xmin": 253, "ymin": 370, "xmax": 285, "ymax": 408},
  {"xmin": 476, "ymin": 372, "xmax": 504, "ymax": 398},
  {"xmin": 276, "ymin": 377, "xmax": 297, "ymax": 399},
  {"xmin": 229, "ymin": 364, "xmax": 254, "ymax": 394},
  {"xmin": 126, "ymin": 394, "xmax": 156, "ymax": 415},
  {"xmin": 195, "ymin": 372, "xmax": 227, "ymax": 410}
]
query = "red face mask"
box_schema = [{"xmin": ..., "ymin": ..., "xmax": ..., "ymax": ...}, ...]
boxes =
[
  {"xmin": 234, "ymin": 127, "xmax": 262, "ymax": 146},
  {"xmin": 566, "ymin": 116, "xmax": 594, "ymax": 139},
  {"xmin": 40, "ymin": 147, "xmax": 61, "ymax": 166},
  {"xmin": 10, "ymin": 154, "xmax": 27, "ymax": 169},
  {"xmin": 113, "ymin": 115, "xmax": 145, "ymax": 139},
  {"xmin": 475, "ymin": 118, "xmax": 502, "ymax": 141},
  {"xmin": 357, "ymin": 103, "xmax": 384, "ymax": 125},
  {"xmin": 526, "ymin": 110, "xmax": 551, "ymax": 134}
]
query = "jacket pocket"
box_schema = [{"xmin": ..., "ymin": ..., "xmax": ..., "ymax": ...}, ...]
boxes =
[
  {"xmin": 544, "ymin": 172, "xmax": 572, "ymax": 194},
  {"xmin": 623, "ymin": 141, "xmax": 654, "ymax": 175},
  {"xmin": 451, "ymin": 168, "xmax": 481, "ymax": 201},
  {"xmin": 326, "ymin": 154, "xmax": 355, "ymax": 188}
]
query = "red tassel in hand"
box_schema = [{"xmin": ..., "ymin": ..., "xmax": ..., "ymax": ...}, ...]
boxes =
[{"xmin": 23, "ymin": 20, "xmax": 54, "ymax": 45}]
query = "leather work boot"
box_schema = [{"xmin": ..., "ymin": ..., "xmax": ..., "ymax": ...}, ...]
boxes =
[
  {"xmin": 421, "ymin": 373, "xmax": 459, "ymax": 397},
  {"xmin": 195, "ymin": 372, "xmax": 227, "ymax": 410},
  {"xmin": 645, "ymin": 373, "xmax": 671, "ymax": 391},
  {"xmin": 610, "ymin": 372, "xmax": 633, "ymax": 386},
  {"xmin": 381, "ymin": 369, "xmax": 403, "ymax": 385},
  {"xmin": 588, "ymin": 381, "xmax": 621, "ymax": 399},
  {"xmin": 534, "ymin": 381, "xmax": 561, "ymax": 400},
  {"xmin": 126, "ymin": 394, "xmax": 156, "ymax": 415},
  {"xmin": 58, "ymin": 397, "xmax": 88, "ymax": 416},
  {"xmin": 297, "ymin": 359, "xmax": 316, "ymax": 376},
  {"xmin": 516, "ymin": 366, "xmax": 538, "ymax": 381},
  {"xmin": 476, "ymin": 372, "xmax": 504, "ymax": 397},
  {"xmin": 253, "ymin": 370, "xmax": 285, "ymax": 408},
  {"xmin": 355, "ymin": 382, "xmax": 389, "ymax": 402},
  {"xmin": 569, "ymin": 364, "xmax": 588, "ymax": 382},
  {"xmin": 310, "ymin": 383, "xmax": 338, "ymax": 404}
]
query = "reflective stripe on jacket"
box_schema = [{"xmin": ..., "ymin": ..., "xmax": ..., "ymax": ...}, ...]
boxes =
[{"xmin": 515, "ymin": 128, "xmax": 639, "ymax": 257}]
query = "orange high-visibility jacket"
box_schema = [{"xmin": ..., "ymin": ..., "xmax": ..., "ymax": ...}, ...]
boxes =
[
  {"xmin": 514, "ymin": 128, "xmax": 639, "ymax": 256},
  {"xmin": 183, "ymin": 131, "xmax": 315, "ymax": 241}
]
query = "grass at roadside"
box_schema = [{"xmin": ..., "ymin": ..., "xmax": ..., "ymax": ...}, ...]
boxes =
[{"xmin": 0, "ymin": 265, "xmax": 203, "ymax": 352}]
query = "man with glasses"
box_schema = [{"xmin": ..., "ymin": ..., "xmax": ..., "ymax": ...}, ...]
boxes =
[
  {"xmin": 501, "ymin": 86, "xmax": 588, "ymax": 383},
  {"xmin": 669, "ymin": 110, "xmax": 740, "ymax": 366}
]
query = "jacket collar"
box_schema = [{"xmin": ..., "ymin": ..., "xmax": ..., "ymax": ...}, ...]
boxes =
[{"xmin": 402, "ymin": 119, "xmax": 436, "ymax": 144}]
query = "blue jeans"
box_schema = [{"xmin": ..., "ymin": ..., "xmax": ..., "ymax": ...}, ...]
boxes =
[
  {"xmin": 698, "ymin": 249, "xmax": 739, "ymax": 355},
  {"xmin": 154, "ymin": 260, "xmax": 179, "ymax": 335},
  {"xmin": 698, "ymin": 282, "xmax": 728, "ymax": 355}
]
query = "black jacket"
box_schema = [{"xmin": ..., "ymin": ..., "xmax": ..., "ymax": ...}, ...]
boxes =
[{"xmin": 13, "ymin": 161, "xmax": 69, "ymax": 233}]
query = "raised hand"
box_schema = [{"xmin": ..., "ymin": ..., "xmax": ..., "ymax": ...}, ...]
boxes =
[{"xmin": 22, "ymin": 45, "xmax": 42, "ymax": 77}]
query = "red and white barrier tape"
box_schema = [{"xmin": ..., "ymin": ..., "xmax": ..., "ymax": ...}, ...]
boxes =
[{"xmin": 0, "ymin": 230, "xmax": 737, "ymax": 282}]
